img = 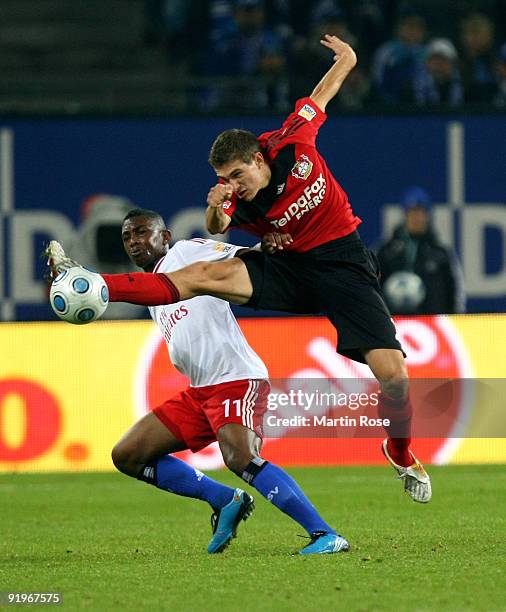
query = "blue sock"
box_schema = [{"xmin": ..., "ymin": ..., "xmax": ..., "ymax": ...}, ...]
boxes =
[
  {"xmin": 139, "ymin": 455, "xmax": 234, "ymax": 509},
  {"xmin": 250, "ymin": 462, "xmax": 335, "ymax": 535}
]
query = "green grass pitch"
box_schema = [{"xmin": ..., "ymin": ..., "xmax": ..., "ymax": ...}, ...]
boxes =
[{"xmin": 1, "ymin": 465, "xmax": 505, "ymax": 611}]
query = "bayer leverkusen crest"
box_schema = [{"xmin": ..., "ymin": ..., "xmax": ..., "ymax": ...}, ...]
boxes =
[{"xmin": 291, "ymin": 154, "xmax": 313, "ymax": 180}]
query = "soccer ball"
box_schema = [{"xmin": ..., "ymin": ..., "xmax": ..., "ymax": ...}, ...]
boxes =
[
  {"xmin": 383, "ymin": 271, "xmax": 426, "ymax": 313},
  {"xmin": 50, "ymin": 267, "xmax": 109, "ymax": 324}
]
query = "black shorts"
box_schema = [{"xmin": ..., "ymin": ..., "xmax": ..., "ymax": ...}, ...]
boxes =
[{"xmin": 238, "ymin": 231, "xmax": 404, "ymax": 364}]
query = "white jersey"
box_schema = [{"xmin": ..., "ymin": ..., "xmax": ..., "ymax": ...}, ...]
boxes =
[{"xmin": 149, "ymin": 239, "xmax": 268, "ymax": 387}]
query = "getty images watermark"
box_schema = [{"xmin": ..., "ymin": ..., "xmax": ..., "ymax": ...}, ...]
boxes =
[
  {"xmin": 260, "ymin": 379, "xmax": 506, "ymax": 438},
  {"xmin": 266, "ymin": 388, "xmax": 384, "ymax": 428}
]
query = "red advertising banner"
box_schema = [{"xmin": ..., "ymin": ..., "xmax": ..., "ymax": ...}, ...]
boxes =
[{"xmin": 0, "ymin": 314, "xmax": 505, "ymax": 472}]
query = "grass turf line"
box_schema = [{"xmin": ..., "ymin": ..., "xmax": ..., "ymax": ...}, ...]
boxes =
[{"xmin": 0, "ymin": 465, "xmax": 504, "ymax": 611}]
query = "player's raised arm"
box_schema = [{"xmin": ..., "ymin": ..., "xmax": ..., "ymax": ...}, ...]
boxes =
[
  {"xmin": 309, "ymin": 34, "xmax": 357, "ymax": 113},
  {"xmin": 206, "ymin": 183, "xmax": 233, "ymax": 234}
]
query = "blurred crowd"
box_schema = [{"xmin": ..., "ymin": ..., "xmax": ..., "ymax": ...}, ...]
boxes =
[{"xmin": 144, "ymin": 0, "xmax": 506, "ymax": 112}]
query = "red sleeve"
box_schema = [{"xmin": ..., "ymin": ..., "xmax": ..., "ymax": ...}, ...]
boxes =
[{"xmin": 259, "ymin": 97, "xmax": 327, "ymax": 157}]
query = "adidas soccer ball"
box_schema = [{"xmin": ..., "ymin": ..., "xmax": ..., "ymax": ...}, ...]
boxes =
[
  {"xmin": 383, "ymin": 271, "xmax": 426, "ymax": 313},
  {"xmin": 50, "ymin": 267, "xmax": 109, "ymax": 324}
]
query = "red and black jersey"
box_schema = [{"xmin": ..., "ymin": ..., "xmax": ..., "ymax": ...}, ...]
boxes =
[{"xmin": 221, "ymin": 97, "xmax": 362, "ymax": 252}]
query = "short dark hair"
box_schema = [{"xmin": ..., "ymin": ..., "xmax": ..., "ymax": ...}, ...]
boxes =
[
  {"xmin": 209, "ymin": 129, "xmax": 260, "ymax": 168},
  {"xmin": 123, "ymin": 208, "xmax": 166, "ymax": 229}
]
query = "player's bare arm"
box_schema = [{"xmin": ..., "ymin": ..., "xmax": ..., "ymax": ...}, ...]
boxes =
[
  {"xmin": 206, "ymin": 183, "xmax": 233, "ymax": 234},
  {"xmin": 310, "ymin": 34, "xmax": 357, "ymax": 112}
]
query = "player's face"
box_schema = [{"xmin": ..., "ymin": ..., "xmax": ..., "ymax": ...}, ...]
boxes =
[
  {"xmin": 216, "ymin": 152, "xmax": 271, "ymax": 201},
  {"xmin": 122, "ymin": 216, "xmax": 170, "ymax": 272}
]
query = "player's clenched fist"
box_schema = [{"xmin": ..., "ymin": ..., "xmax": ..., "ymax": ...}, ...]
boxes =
[{"xmin": 207, "ymin": 184, "xmax": 233, "ymax": 208}]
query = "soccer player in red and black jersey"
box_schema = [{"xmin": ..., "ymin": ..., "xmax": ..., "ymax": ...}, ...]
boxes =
[{"xmin": 93, "ymin": 35, "xmax": 431, "ymax": 503}]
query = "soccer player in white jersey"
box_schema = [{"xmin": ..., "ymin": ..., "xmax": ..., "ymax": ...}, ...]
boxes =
[{"xmin": 48, "ymin": 208, "xmax": 349, "ymax": 555}]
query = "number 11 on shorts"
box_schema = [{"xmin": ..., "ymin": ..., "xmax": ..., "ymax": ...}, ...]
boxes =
[{"xmin": 222, "ymin": 398, "xmax": 241, "ymax": 418}]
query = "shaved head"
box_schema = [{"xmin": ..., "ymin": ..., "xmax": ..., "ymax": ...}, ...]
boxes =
[{"xmin": 123, "ymin": 208, "xmax": 166, "ymax": 230}]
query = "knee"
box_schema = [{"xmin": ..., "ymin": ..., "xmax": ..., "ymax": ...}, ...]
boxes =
[
  {"xmin": 192, "ymin": 259, "xmax": 240, "ymax": 285},
  {"xmin": 381, "ymin": 371, "xmax": 409, "ymax": 400},
  {"xmin": 181, "ymin": 262, "xmax": 214, "ymax": 294},
  {"xmin": 111, "ymin": 442, "xmax": 140, "ymax": 477},
  {"xmin": 111, "ymin": 443, "xmax": 127, "ymax": 474},
  {"xmin": 220, "ymin": 444, "xmax": 254, "ymax": 477},
  {"xmin": 377, "ymin": 360, "xmax": 409, "ymax": 400},
  {"xmin": 187, "ymin": 261, "xmax": 209, "ymax": 280}
]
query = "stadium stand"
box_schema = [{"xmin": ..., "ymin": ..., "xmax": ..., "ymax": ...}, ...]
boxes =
[{"xmin": 0, "ymin": 0, "xmax": 185, "ymax": 113}]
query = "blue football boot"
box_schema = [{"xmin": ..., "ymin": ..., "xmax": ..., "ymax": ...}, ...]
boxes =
[
  {"xmin": 299, "ymin": 531, "xmax": 350, "ymax": 555},
  {"xmin": 207, "ymin": 488, "xmax": 255, "ymax": 554}
]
